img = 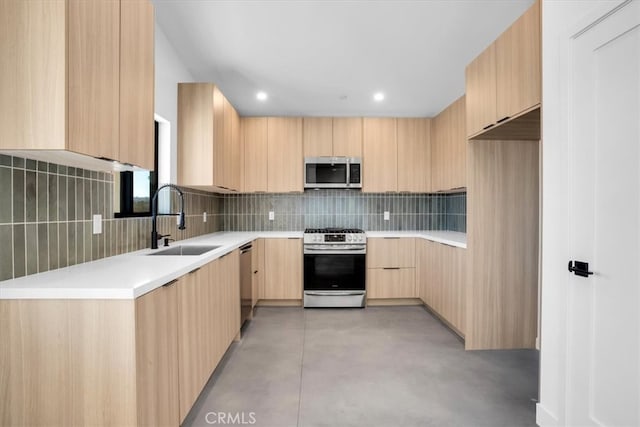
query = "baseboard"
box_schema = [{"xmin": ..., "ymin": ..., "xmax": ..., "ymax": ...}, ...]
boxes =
[
  {"xmin": 256, "ymin": 299, "xmax": 302, "ymax": 307},
  {"xmin": 536, "ymin": 403, "xmax": 559, "ymax": 426},
  {"xmin": 421, "ymin": 302, "xmax": 465, "ymax": 340},
  {"xmin": 366, "ymin": 298, "xmax": 423, "ymax": 306}
]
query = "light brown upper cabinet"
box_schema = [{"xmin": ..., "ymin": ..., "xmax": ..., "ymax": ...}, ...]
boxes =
[
  {"xmin": 431, "ymin": 96, "xmax": 466, "ymax": 192},
  {"xmin": 465, "ymin": 0, "xmax": 541, "ymax": 140},
  {"xmin": 303, "ymin": 117, "xmax": 363, "ymax": 158},
  {"xmin": 119, "ymin": 0, "xmax": 155, "ymax": 170},
  {"xmin": 267, "ymin": 117, "xmax": 303, "ymax": 193},
  {"xmin": 303, "ymin": 117, "xmax": 333, "ymax": 157},
  {"xmin": 397, "ymin": 118, "xmax": 431, "ymax": 193},
  {"xmin": 242, "ymin": 117, "xmax": 268, "ymax": 193},
  {"xmin": 363, "ymin": 118, "xmax": 397, "ymax": 192},
  {"xmin": 0, "ymin": 0, "xmax": 155, "ymax": 170},
  {"xmin": 177, "ymin": 83, "xmax": 240, "ymax": 192}
]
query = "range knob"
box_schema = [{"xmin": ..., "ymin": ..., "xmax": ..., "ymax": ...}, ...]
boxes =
[{"xmin": 346, "ymin": 235, "xmax": 353, "ymax": 242}]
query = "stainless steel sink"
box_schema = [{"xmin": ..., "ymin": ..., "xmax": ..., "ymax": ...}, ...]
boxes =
[{"xmin": 147, "ymin": 245, "xmax": 221, "ymax": 256}]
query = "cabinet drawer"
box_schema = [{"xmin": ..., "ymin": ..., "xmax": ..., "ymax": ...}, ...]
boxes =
[
  {"xmin": 367, "ymin": 238, "xmax": 415, "ymax": 268},
  {"xmin": 367, "ymin": 268, "xmax": 416, "ymax": 299}
]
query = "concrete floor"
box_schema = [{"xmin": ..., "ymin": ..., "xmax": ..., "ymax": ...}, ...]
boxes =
[{"xmin": 183, "ymin": 306, "xmax": 538, "ymax": 427}]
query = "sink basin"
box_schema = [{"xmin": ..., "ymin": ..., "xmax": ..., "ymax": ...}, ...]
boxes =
[{"xmin": 147, "ymin": 245, "xmax": 221, "ymax": 256}]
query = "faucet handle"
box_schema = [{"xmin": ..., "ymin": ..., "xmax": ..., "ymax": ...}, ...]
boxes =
[{"xmin": 163, "ymin": 237, "xmax": 176, "ymax": 247}]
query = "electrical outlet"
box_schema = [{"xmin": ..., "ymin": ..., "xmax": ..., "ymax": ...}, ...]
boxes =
[
  {"xmin": 92, "ymin": 214, "xmax": 102, "ymax": 234},
  {"xmin": 203, "ymin": 212, "xmax": 207, "ymax": 223},
  {"xmin": 269, "ymin": 211, "xmax": 275, "ymax": 221},
  {"xmin": 384, "ymin": 211, "xmax": 390, "ymax": 221}
]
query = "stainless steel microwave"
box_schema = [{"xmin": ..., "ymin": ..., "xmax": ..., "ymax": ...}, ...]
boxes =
[{"xmin": 304, "ymin": 157, "xmax": 362, "ymax": 189}]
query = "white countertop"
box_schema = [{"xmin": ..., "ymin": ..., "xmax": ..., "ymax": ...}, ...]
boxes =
[
  {"xmin": 0, "ymin": 230, "xmax": 464, "ymax": 300},
  {"xmin": 366, "ymin": 230, "xmax": 467, "ymax": 248}
]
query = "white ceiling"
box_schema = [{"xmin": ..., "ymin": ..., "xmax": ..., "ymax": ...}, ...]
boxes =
[{"xmin": 153, "ymin": 0, "xmax": 535, "ymax": 118}]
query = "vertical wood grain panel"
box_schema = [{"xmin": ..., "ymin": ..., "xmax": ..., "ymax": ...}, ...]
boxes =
[
  {"xmin": 465, "ymin": 44, "xmax": 497, "ymax": 137},
  {"xmin": 397, "ymin": 118, "xmax": 431, "ymax": 192},
  {"xmin": 303, "ymin": 117, "xmax": 333, "ymax": 157},
  {"xmin": 366, "ymin": 238, "xmax": 415, "ymax": 268},
  {"xmin": 178, "ymin": 83, "xmax": 214, "ymax": 187},
  {"xmin": 135, "ymin": 282, "xmax": 179, "ymax": 427},
  {"xmin": 119, "ymin": 0, "xmax": 154, "ymax": 170},
  {"xmin": 466, "ymin": 139, "xmax": 539, "ymax": 349},
  {"xmin": 264, "ymin": 238, "xmax": 302, "ymax": 300},
  {"xmin": 363, "ymin": 118, "xmax": 397, "ymax": 192},
  {"xmin": 0, "ymin": 0, "xmax": 66, "ymax": 150},
  {"xmin": 367, "ymin": 268, "xmax": 416, "ymax": 299},
  {"xmin": 267, "ymin": 118, "xmax": 303, "ymax": 193},
  {"xmin": 67, "ymin": 0, "xmax": 120, "ymax": 160},
  {"xmin": 242, "ymin": 117, "xmax": 268, "ymax": 192},
  {"xmin": 332, "ymin": 117, "xmax": 363, "ymax": 157}
]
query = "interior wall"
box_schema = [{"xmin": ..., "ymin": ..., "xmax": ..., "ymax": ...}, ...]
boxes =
[{"xmin": 154, "ymin": 24, "xmax": 196, "ymax": 184}]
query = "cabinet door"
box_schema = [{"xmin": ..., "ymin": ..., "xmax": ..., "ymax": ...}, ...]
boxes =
[
  {"xmin": 220, "ymin": 250, "xmax": 240, "ymax": 345},
  {"xmin": 267, "ymin": 118, "xmax": 303, "ymax": 192},
  {"xmin": 363, "ymin": 118, "xmax": 397, "ymax": 192},
  {"xmin": 264, "ymin": 239, "xmax": 302, "ymax": 300},
  {"xmin": 0, "ymin": 0, "xmax": 66, "ymax": 150},
  {"xmin": 119, "ymin": 0, "xmax": 154, "ymax": 170},
  {"xmin": 243, "ymin": 117, "xmax": 268, "ymax": 192},
  {"xmin": 431, "ymin": 96, "xmax": 466, "ymax": 191},
  {"xmin": 177, "ymin": 265, "xmax": 211, "ymax": 423},
  {"xmin": 397, "ymin": 118, "xmax": 431, "ymax": 192},
  {"xmin": 230, "ymin": 105, "xmax": 241, "ymax": 191},
  {"xmin": 465, "ymin": 43, "xmax": 497, "ymax": 137},
  {"xmin": 67, "ymin": 0, "xmax": 120, "ymax": 160},
  {"xmin": 367, "ymin": 268, "xmax": 416, "ymax": 299},
  {"xmin": 135, "ymin": 281, "xmax": 179, "ymax": 427},
  {"xmin": 441, "ymin": 245, "xmax": 466, "ymax": 334},
  {"xmin": 367, "ymin": 238, "xmax": 415, "ymax": 268},
  {"xmin": 416, "ymin": 240, "xmax": 430, "ymax": 305},
  {"xmin": 178, "ymin": 83, "xmax": 215, "ymax": 187},
  {"xmin": 303, "ymin": 117, "xmax": 333, "ymax": 157},
  {"xmin": 252, "ymin": 239, "xmax": 265, "ymax": 306},
  {"xmin": 496, "ymin": 0, "xmax": 541, "ymax": 121},
  {"xmin": 332, "ymin": 118, "xmax": 362, "ymax": 157}
]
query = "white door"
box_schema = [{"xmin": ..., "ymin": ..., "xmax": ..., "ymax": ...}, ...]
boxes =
[{"xmin": 539, "ymin": 0, "xmax": 640, "ymax": 426}]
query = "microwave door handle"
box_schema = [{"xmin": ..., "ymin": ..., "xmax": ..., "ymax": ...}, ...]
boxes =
[{"xmin": 346, "ymin": 159, "xmax": 350, "ymax": 186}]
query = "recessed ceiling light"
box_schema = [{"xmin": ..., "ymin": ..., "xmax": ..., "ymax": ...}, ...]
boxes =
[
  {"xmin": 373, "ymin": 92, "xmax": 385, "ymax": 102},
  {"xmin": 256, "ymin": 91, "xmax": 268, "ymax": 101}
]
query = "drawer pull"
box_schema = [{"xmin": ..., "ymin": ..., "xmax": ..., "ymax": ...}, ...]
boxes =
[
  {"xmin": 383, "ymin": 267, "xmax": 401, "ymax": 270},
  {"xmin": 383, "ymin": 237, "xmax": 400, "ymax": 240},
  {"xmin": 162, "ymin": 279, "xmax": 178, "ymax": 287},
  {"xmin": 482, "ymin": 123, "xmax": 495, "ymax": 130},
  {"xmin": 497, "ymin": 116, "xmax": 511, "ymax": 124}
]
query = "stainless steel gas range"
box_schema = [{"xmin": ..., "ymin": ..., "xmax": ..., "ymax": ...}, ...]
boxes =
[{"xmin": 303, "ymin": 228, "xmax": 366, "ymax": 308}]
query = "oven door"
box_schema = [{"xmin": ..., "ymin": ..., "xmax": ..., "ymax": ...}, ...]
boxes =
[{"xmin": 303, "ymin": 253, "xmax": 366, "ymax": 291}]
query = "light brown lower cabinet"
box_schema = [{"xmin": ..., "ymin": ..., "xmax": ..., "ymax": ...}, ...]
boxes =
[
  {"xmin": 367, "ymin": 268, "xmax": 416, "ymax": 299},
  {"xmin": 252, "ymin": 239, "xmax": 265, "ymax": 305},
  {"xmin": 263, "ymin": 238, "xmax": 303, "ymax": 300},
  {"xmin": 0, "ymin": 251, "xmax": 241, "ymax": 427},
  {"xmin": 417, "ymin": 239, "xmax": 466, "ymax": 336}
]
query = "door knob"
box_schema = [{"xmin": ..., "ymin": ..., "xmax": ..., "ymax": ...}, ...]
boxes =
[{"xmin": 568, "ymin": 260, "xmax": 594, "ymax": 277}]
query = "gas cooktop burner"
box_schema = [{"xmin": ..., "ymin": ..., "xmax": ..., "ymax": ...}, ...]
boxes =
[{"xmin": 304, "ymin": 228, "xmax": 365, "ymax": 234}]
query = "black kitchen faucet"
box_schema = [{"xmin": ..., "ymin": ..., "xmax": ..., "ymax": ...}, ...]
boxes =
[{"xmin": 150, "ymin": 184, "xmax": 186, "ymax": 249}]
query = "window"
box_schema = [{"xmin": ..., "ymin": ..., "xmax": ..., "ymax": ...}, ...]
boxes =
[{"xmin": 114, "ymin": 121, "xmax": 159, "ymax": 217}]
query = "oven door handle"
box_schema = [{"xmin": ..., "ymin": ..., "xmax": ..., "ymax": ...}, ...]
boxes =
[{"xmin": 305, "ymin": 291, "xmax": 366, "ymax": 296}]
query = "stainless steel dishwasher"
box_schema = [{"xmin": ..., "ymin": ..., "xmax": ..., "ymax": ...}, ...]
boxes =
[{"xmin": 239, "ymin": 243, "xmax": 253, "ymax": 326}]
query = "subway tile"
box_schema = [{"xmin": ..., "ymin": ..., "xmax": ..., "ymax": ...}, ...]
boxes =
[
  {"xmin": 48, "ymin": 173, "xmax": 58, "ymax": 222},
  {"xmin": 76, "ymin": 178, "xmax": 84, "ymax": 220},
  {"xmin": 58, "ymin": 223, "xmax": 68, "ymax": 268},
  {"xmin": 57, "ymin": 175, "xmax": 67, "ymax": 221},
  {"xmin": 90, "ymin": 180, "xmax": 98, "ymax": 216},
  {"xmin": 83, "ymin": 178, "xmax": 91, "ymax": 220},
  {"xmin": 0, "ymin": 225, "xmax": 13, "ymax": 280},
  {"xmin": 37, "ymin": 172, "xmax": 48, "ymax": 222},
  {"xmin": 25, "ymin": 159, "xmax": 36, "ymax": 171},
  {"xmin": 0, "ymin": 154, "xmax": 11, "ymax": 167},
  {"xmin": 13, "ymin": 224, "xmax": 25, "ymax": 278},
  {"xmin": 37, "ymin": 223, "xmax": 48, "ymax": 273},
  {"xmin": 67, "ymin": 177, "xmax": 76, "ymax": 221},
  {"xmin": 48, "ymin": 223, "xmax": 59, "ymax": 270},
  {"xmin": 58, "ymin": 165, "xmax": 67, "ymax": 176},
  {"xmin": 12, "ymin": 169, "xmax": 24, "ymax": 223},
  {"xmin": 84, "ymin": 221, "xmax": 92, "ymax": 261},
  {"xmin": 0, "ymin": 167, "xmax": 11, "ymax": 223},
  {"xmin": 48, "ymin": 163, "xmax": 57, "ymax": 174},
  {"xmin": 37, "ymin": 160, "xmax": 48, "ymax": 172},
  {"xmin": 12, "ymin": 157, "xmax": 25, "ymax": 169},
  {"xmin": 25, "ymin": 224, "xmax": 37, "ymax": 275},
  {"xmin": 68, "ymin": 223, "xmax": 76, "ymax": 266}
]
